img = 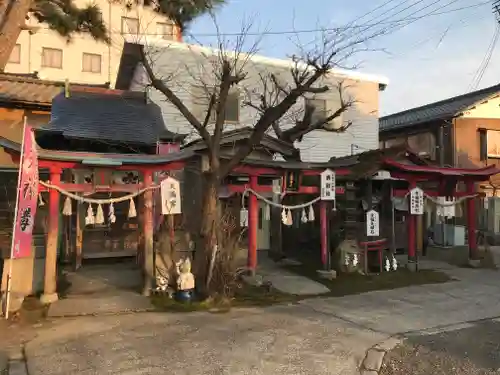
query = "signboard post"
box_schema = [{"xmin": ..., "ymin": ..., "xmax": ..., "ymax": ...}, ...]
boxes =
[
  {"xmin": 410, "ymin": 187, "xmax": 424, "ymax": 215},
  {"xmin": 366, "ymin": 210, "xmax": 380, "ymax": 237}
]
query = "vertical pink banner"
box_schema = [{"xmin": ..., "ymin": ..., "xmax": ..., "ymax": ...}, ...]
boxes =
[{"xmin": 11, "ymin": 126, "xmax": 38, "ymax": 259}]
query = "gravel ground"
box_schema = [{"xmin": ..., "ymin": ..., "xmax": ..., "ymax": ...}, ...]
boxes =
[{"xmin": 380, "ymin": 319, "xmax": 500, "ymax": 375}]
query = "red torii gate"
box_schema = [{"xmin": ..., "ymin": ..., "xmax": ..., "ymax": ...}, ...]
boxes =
[
  {"xmin": 0, "ymin": 138, "xmax": 354, "ymax": 300},
  {"xmin": 384, "ymin": 159, "xmax": 499, "ymax": 267}
]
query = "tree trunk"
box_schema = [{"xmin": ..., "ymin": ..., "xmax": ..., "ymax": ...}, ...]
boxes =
[
  {"xmin": 194, "ymin": 172, "xmax": 220, "ymax": 290},
  {"xmin": 0, "ymin": 0, "xmax": 31, "ymax": 70}
]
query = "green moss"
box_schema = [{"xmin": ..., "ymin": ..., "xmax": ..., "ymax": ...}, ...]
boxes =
[{"xmin": 282, "ymin": 264, "xmax": 453, "ymax": 297}]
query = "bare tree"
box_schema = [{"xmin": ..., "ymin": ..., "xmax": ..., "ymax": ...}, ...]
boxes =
[{"xmin": 139, "ymin": 21, "xmax": 377, "ymax": 285}]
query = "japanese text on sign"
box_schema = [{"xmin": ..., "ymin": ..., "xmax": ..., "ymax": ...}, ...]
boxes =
[
  {"xmin": 320, "ymin": 169, "xmax": 336, "ymax": 201},
  {"xmin": 366, "ymin": 210, "xmax": 379, "ymax": 237},
  {"xmin": 409, "ymin": 187, "xmax": 424, "ymax": 215}
]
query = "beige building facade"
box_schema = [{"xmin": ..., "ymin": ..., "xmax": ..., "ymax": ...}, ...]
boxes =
[{"xmin": 4, "ymin": 0, "xmax": 178, "ymax": 86}]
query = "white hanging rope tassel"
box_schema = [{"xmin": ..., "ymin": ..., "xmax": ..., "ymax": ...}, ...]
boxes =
[
  {"xmin": 128, "ymin": 198, "xmax": 137, "ymax": 218},
  {"xmin": 286, "ymin": 209, "xmax": 293, "ymax": 226},
  {"xmin": 95, "ymin": 204, "xmax": 105, "ymax": 225},
  {"xmin": 308, "ymin": 205, "xmax": 315, "ymax": 222},
  {"xmin": 301, "ymin": 208, "xmax": 308, "ymax": 223},
  {"xmin": 38, "ymin": 193, "xmax": 45, "ymax": 207},
  {"xmin": 352, "ymin": 253, "xmax": 358, "ymax": 267},
  {"xmin": 240, "ymin": 207, "xmax": 248, "ymax": 227},
  {"xmin": 384, "ymin": 257, "xmax": 391, "ymax": 272},
  {"xmin": 264, "ymin": 203, "xmax": 271, "ymax": 221},
  {"xmin": 108, "ymin": 203, "xmax": 116, "ymax": 224},
  {"xmin": 62, "ymin": 197, "xmax": 72, "ymax": 216},
  {"xmin": 391, "ymin": 255, "xmax": 398, "ymax": 271},
  {"xmin": 85, "ymin": 204, "xmax": 95, "ymax": 226},
  {"xmin": 281, "ymin": 208, "xmax": 287, "ymax": 225}
]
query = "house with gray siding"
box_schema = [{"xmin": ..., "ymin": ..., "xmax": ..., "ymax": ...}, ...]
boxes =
[{"xmin": 115, "ymin": 40, "xmax": 389, "ymax": 162}]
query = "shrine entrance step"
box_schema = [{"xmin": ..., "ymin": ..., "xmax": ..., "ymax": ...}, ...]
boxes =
[{"xmin": 48, "ymin": 259, "xmax": 154, "ymax": 317}]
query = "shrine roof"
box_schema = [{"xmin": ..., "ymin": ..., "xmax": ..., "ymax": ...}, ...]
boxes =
[
  {"xmin": 182, "ymin": 127, "xmax": 298, "ymax": 158},
  {"xmin": 0, "ymin": 136, "xmax": 195, "ymax": 165},
  {"xmin": 37, "ymin": 87, "xmax": 186, "ymax": 145},
  {"xmin": 0, "ymin": 73, "xmax": 109, "ymax": 109},
  {"xmin": 382, "ymin": 158, "xmax": 499, "ymax": 178}
]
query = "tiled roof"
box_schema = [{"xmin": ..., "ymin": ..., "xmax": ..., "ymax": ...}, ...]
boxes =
[
  {"xmin": 380, "ymin": 83, "xmax": 500, "ymax": 131},
  {"xmin": 38, "ymin": 87, "xmax": 184, "ymax": 145},
  {"xmin": 0, "ymin": 73, "xmax": 109, "ymax": 107}
]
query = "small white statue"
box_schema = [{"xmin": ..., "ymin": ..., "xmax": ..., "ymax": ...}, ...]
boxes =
[
  {"xmin": 155, "ymin": 274, "xmax": 169, "ymax": 292},
  {"xmin": 176, "ymin": 258, "xmax": 195, "ymax": 291}
]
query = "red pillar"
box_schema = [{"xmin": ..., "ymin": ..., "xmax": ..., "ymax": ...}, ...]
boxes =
[
  {"xmin": 407, "ymin": 180, "xmax": 417, "ymax": 271},
  {"xmin": 248, "ymin": 175, "xmax": 258, "ymax": 272},
  {"xmin": 40, "ymin": 168, "xmax": 61, "ymax": 304},
  {"xmin": 320, "ymin": 200, "xmax": 328, "ymax": 268},
  {"xmin": 466, "ymin": 180, "xmax": 478, "ymax": 261},
  {"xmin": 142, "ymin": 170, "xmax": 154, "ymax": 296}
]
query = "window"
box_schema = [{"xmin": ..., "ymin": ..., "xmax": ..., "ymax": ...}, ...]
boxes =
[
  {"xmin": 41, "ymin": 48, "xmax": 62, "ymax": 69},
  {"xmin": 192, "ymin": 86, "xmax": 240, "ymax": 123},
  {"xmin": 157, "ymin": 22, "xmax": 173, "ymax": 39},
  {"xmin": 82, "ymin": 53, "xmax": 101, "ymax": 73},
  {"xmin": 121, "ymin": 17, "xmax": 139, "ymax": 34},
  {"xmin": 479, "ymin": 129, "xmax": 487, "ymax": 161},
  {"xmin": 305, "ymin": 95, "xmax": 343, "ymax": 130},
  {"xmin": 306, "ymin": 98, "xmax": 327, "ymax": 124},
  {"xmin": 8, "ymin": 44, "xmax": 20, "ymax": 64}
]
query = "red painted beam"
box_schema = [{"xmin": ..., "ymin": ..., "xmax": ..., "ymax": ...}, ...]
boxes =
[
  {"xmin": 38, "ymin": 183, "xmax": 148, "ymax": 193},
  {"xmin": 227, "ymin": 185, "xmax": 345, "ymax": 195},
  {"xmin": 392, "ymin": 189, "xmax": 479, "ymax": 198}
]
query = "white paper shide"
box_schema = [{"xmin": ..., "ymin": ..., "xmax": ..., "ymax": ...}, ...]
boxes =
[
  {"xmin": 409, "ymin": 187, "xmax": 424, "ymax": 215},
  {"xmin": 366, "ymin": 209, "xmax": 379, "ymax": 236},
  {"xmin": 160, "ymin": 176, "xmax": 181, "ymax": 215},
  {"xmin": 320, "ymin": 169, "xmax": 336, "ymax": 201}
]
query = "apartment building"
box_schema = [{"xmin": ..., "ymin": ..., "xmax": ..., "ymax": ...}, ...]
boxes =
[{"xmin": 4, "ymin": 0, "xmax": 178, "ymax": 86}]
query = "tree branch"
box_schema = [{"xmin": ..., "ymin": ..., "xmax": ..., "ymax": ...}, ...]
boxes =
[{"xmin": 139, "ymin": 45, "xmax": 213, "ymax": 148}]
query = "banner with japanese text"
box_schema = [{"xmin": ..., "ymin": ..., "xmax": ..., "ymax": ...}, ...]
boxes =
[{"xmin": 11, "ymin": 125, "xmax": 38, "ymax": 259}]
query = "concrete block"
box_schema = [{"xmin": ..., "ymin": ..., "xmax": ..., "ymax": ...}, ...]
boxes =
[
  {"xmin": 316, "ymin": 270, "xmax": 337, "ymax": 280},
  {"xmin": 242, "ymin": 275, "xmax": 263, "ymax": 287},
  {"xmin": 8, "ymin": 360, "xmax": 27, "ymax": 375},
  {"xmin": 40, "ymin": 293, "xmax": 58, "ymax": 305},
  {"xmin": 363, "ymin": 348, "xmax": 386, "ymax": 371},
  {"xmin": 374, "ymin": 337, "xmax": 402, "ymax": 352},
  {"xmin": 361, "ymin": 370, "xmax": 378, "ymax": 375},
  {"xmin": 406, "ymin": 262, "xmax": 417, "ymax": 272},
  {"xmin": 0, "ymin": 352, "xmax": 7, "ymax": 375},
  {"xmin": 468, "ymin": 259, "xmax": 481, "ymax": 268}
]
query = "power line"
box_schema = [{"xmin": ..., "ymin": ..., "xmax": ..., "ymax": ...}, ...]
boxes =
[
  {"xmin": 468, "ymin": 23, "xmax": 500, "ymax": 91},
  {"xmin": 34, "ymin": 1, "xmax": 490, "ymax": 38}
]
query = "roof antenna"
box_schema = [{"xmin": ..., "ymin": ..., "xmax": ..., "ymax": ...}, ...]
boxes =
[{"xmin": 64, "ymin": 78, "xmax": 70, "ymax": 98}]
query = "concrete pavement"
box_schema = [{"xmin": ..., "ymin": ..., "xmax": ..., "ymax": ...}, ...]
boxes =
[
  {"xmin": 25, "ymin": 307, "xmax": 385, "ymax": 375},
  {"xmin": 16, "ymin": 260, "xmax": 500, "ymax": 375}
]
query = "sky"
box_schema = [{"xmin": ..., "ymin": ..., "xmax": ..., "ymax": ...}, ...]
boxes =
[{"xmin": 184, "ymin": 0, "xmax": 498, "ymax": 116}]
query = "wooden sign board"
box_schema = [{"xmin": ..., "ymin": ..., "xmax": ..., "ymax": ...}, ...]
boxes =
[
  {"xmin": 160, "ymin": 177, "xmax": 181, "ymax": 215},
  {"xmin": 366, "ymin": 209, "xmax": 379, "ymax": 237},
  {"xmin": 320, "ymin": 169, "xmax": 336, "ymax": 200},
  {"xmin": 410, "ymin": 187, "xmax": 424, "ymax": 215}
]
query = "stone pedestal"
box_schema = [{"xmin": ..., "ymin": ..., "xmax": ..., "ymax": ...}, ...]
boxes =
[{"xmin": 40, "ymin": 293, "xmax": 58, "ymax": 305}]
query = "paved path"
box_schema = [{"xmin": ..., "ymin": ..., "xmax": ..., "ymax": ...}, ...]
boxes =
[
  {"xmin": 381, "ymin": 317, "xmax": 500, "ymax": 375},
  {"xmin": 18, "ymin": 261, "xmax": 500, "ymax": 375},
  {"xmin": 25, "ymin": 307, "xmax": 385, "ymax": 375}
]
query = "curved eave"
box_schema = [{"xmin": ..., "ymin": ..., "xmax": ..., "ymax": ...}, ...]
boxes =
[
  {"xmin": 0, "ymin": 137, "xmax": 194, "ymax": 165},
  {"xmin": 383, "ymin": 158, "xmax": 500, "ymax": 179}
]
